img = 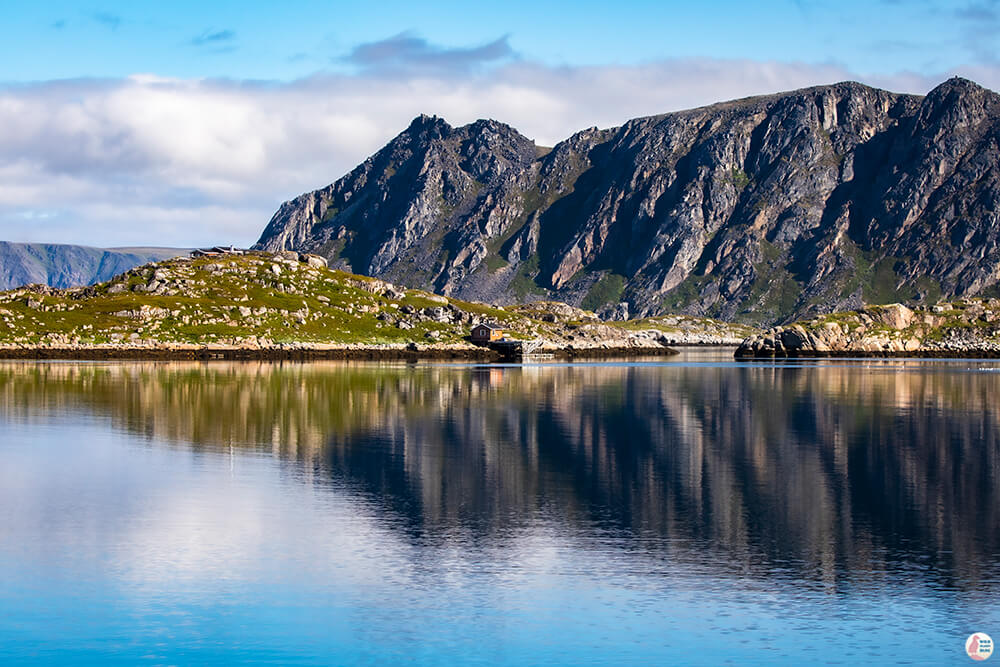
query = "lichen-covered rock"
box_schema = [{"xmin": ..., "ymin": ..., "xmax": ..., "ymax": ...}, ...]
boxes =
[{"xmin": 870, "ymin": 304, "xmax": 915, "ymax": 330}]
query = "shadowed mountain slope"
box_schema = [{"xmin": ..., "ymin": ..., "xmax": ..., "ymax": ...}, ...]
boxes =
[{"xmin": 0, "ymin": 242, "xmax": 186, "ymax": 290}]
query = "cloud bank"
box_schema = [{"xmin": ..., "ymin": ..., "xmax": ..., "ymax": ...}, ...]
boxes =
[{"xmin": 1, "ymin": 42, "xmax": 998, "ymax": 247}]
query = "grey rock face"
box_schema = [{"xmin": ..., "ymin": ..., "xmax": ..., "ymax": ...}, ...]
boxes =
[
  {"xmin": 255, "ymin": 78, "xmax": 1000, "ymax": 326},
  {"xmin": 0, "ymin": 242, "xmax": 185, "ymax": 290}
]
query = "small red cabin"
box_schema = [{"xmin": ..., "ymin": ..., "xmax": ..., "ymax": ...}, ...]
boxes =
[{"xmin": 471, "ymin": 323, "xmax": 504, "ymax": 344}]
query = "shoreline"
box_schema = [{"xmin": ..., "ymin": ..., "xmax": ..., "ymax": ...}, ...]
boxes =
[
  {"xmin": 7, "ymin": 344, "xmax": 1000, "ymax": 361},
  {"xmin": 0, "ymin": 343, "xmax": 682, "ymax": 362},
  {"xmin": 734, "ymin": 349, "xmax": 1000, "ymax": 359}
]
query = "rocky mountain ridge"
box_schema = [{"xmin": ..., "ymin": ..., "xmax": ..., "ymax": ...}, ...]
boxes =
[
  {"xmin": 256, "ymin": 77, "xmax": 1000, "ymax": 326},
  {"xmin": 0, "ymin": 242, "xmax": 185, "ymax": 290}
]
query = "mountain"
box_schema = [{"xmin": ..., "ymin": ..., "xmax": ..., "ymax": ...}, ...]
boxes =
[
  {"xmin": 0, "ymin": 242, "xmax": 186, "ymax": 290},
  {"xmin": 255, "ymin": 77, "xmax": 1000, "ymax": 325}
]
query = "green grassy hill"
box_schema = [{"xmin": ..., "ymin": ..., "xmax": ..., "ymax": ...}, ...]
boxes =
[{"xmin": 0, "ymin": 251, "xmax": 757, "ymax": 352}]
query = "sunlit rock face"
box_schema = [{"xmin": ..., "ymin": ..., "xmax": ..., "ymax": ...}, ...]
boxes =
[
  {"xmin": 737, "ymin": 299, "xmax": 1000, "ymax": 356},
  {"xmin": 3, "ymin": 359, "xmax": 998, "ymax": 586},
  {"xmin": 256, "ymin": 78, "xmax": 1000, "ymax": 326}
]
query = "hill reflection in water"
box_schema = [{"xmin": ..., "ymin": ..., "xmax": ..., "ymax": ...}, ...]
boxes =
[{"xmin": 2, "ymin": 355, "xmax": 997, "ymax": 593}]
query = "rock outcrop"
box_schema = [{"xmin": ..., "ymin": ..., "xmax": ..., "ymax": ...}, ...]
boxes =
[
  {"xmin": 255, "ymin": 78, "xmax": 1000, "ymax": 326},
  {"xmin": 736, "ymin": 300, "xmax": 1000, "ymax": 356}
]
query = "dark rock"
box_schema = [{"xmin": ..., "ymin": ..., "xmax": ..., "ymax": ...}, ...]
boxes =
[{"xmin": 600, "ymin": 302, "xmax": 629, "ymax": 321}]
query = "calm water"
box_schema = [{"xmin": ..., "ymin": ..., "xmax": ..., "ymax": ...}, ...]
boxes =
[{"xmin": 0, "ymin": 350, "xmax": 998, "ymax": 665}]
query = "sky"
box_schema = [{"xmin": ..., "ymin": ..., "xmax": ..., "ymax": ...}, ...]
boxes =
[{"xmin": 0, "ymin": 0, "xmax": 998, "ymax": 248}]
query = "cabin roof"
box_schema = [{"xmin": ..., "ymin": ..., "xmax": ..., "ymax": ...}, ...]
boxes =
[{"xmin": 473, "ymin": 323, "xmax": 504, "ymax": 330}]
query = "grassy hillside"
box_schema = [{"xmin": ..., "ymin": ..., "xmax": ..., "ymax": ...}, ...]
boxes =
[
  {"xmin": 0, "ymin": 252, "xmax": 755, "ymax": 351},
  {"xmin": 0, "ymin": 253, "xmax": 744, "ymax": 347},
  {"xmin": 0, "ymin": 254, "xmax": 502, "ymax": 347}
]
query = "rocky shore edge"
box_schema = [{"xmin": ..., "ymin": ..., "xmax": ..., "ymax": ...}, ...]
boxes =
[
  {"xmin": 735, "ymin": 301, "xmax": 1000, "ymax": 358},
  {"xmin": 0, "ymin": 341, "xmax": 679, "ymax": 362}
]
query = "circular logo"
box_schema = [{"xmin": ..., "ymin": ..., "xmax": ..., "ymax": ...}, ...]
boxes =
[{"xmin": 967, "ymin": 633, "xmax": 994, "ymax": 661}]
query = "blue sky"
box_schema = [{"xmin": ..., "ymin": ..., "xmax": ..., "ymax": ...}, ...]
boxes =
[
  {"xmin": 1, "ymin": 0, "xmax": 995, "ymax": 80},
  {"xmin": 0, "ymin": 1, "xmax": 997, "ymax": 247}
]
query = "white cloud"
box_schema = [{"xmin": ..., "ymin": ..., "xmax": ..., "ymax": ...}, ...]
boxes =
[{"xmin": 0, "ymin": 57, "xmax": 997, "ymax": 247}]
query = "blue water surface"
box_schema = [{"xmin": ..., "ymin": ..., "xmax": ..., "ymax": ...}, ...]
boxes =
[{"xmin": 0, "ymin": 352, "xmax": 997, "ymax": 664}]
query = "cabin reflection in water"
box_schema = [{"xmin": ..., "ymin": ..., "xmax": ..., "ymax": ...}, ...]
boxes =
[{"xmin": 472, "ymin": 365, "xmax": 507, "ymax": 389}]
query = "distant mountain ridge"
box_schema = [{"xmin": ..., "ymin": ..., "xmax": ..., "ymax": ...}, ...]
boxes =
[
  {"xmin": 0, "ymin": 242, "xmax": 186, "ymax": 290},
  {"xmin": 255, "ymin": 77, "xmax": 1000, "ymax": 325}
]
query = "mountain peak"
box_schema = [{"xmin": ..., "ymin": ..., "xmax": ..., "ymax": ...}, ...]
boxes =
[
  {"xmin": 914, "ymin": 75, "xmax": 998, "ymax": 129},
  {"xmin": 923, "ymin": 76, "xmax": 996, "ymax": 106},
  {"xmin": 405, "ymin": 114, "xmax": 452, "ymax": 138},
  {"xmin": 465, "ymin": 117, "xmax": 517, "ymax": 133},
  {"xmin": 931, "ymin": 76, "xmax": 983, "ymax": 93},
  {"xmin": 408, "ymin": 113, "xmax": 446, "ymax": 127}
]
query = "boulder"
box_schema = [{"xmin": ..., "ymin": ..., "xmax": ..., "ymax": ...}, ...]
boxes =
[
  {"xmin": 301, "ymin": 254, "xmax": 328, "ymax": 269},
  {"xmin": 867, "ymin": 304, "xmax": 914, "ymax": 330}
]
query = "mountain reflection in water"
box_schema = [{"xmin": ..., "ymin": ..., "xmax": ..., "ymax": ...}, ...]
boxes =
[{"xmin": 1, "ymin": 355, "xmax": 997, "ymax": 594}]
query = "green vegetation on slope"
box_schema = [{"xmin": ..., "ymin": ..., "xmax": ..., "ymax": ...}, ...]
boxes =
[
  {"xmin": 581, "ymin": 273, "xmax": 626, "ymax": 311},
  {"xmin": 510, "ymin": 255, "xmax": 546, "ymax": 300},
  {"xmin": 0, "ymin": 254, "xmax": 525, "ymax": 347},
  {"xmin": 838, "ymin": 242, "xmax": 943, "ymax": 305},
  {"xmin": 736, "ymin": 240, "xmax": 802, "ymax": 323},
  {"xmin": 662, "ymin": 274, "xmax": 716, "ymax": 311},
  {"xmin": 0, "ymin": 252, "xmax": 765, "ymax": 352}
]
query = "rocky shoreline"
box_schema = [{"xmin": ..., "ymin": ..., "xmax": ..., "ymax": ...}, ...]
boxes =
[
  {"xmin": 0, "ymin": 342, "xmax": 680, "ymax": 362},
  {"xmin": 736, "ymin": 301, "xmax": 1000, "ymax": 358}
]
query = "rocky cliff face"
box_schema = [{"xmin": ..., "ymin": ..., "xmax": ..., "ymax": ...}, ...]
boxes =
[
  {"xmin": 0, "ymin": 242, "xmax": 184, "ymax": 290},
  {"xmin": 255, "ymin": 78, "xmax": 1000, "ymax": 326}
]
